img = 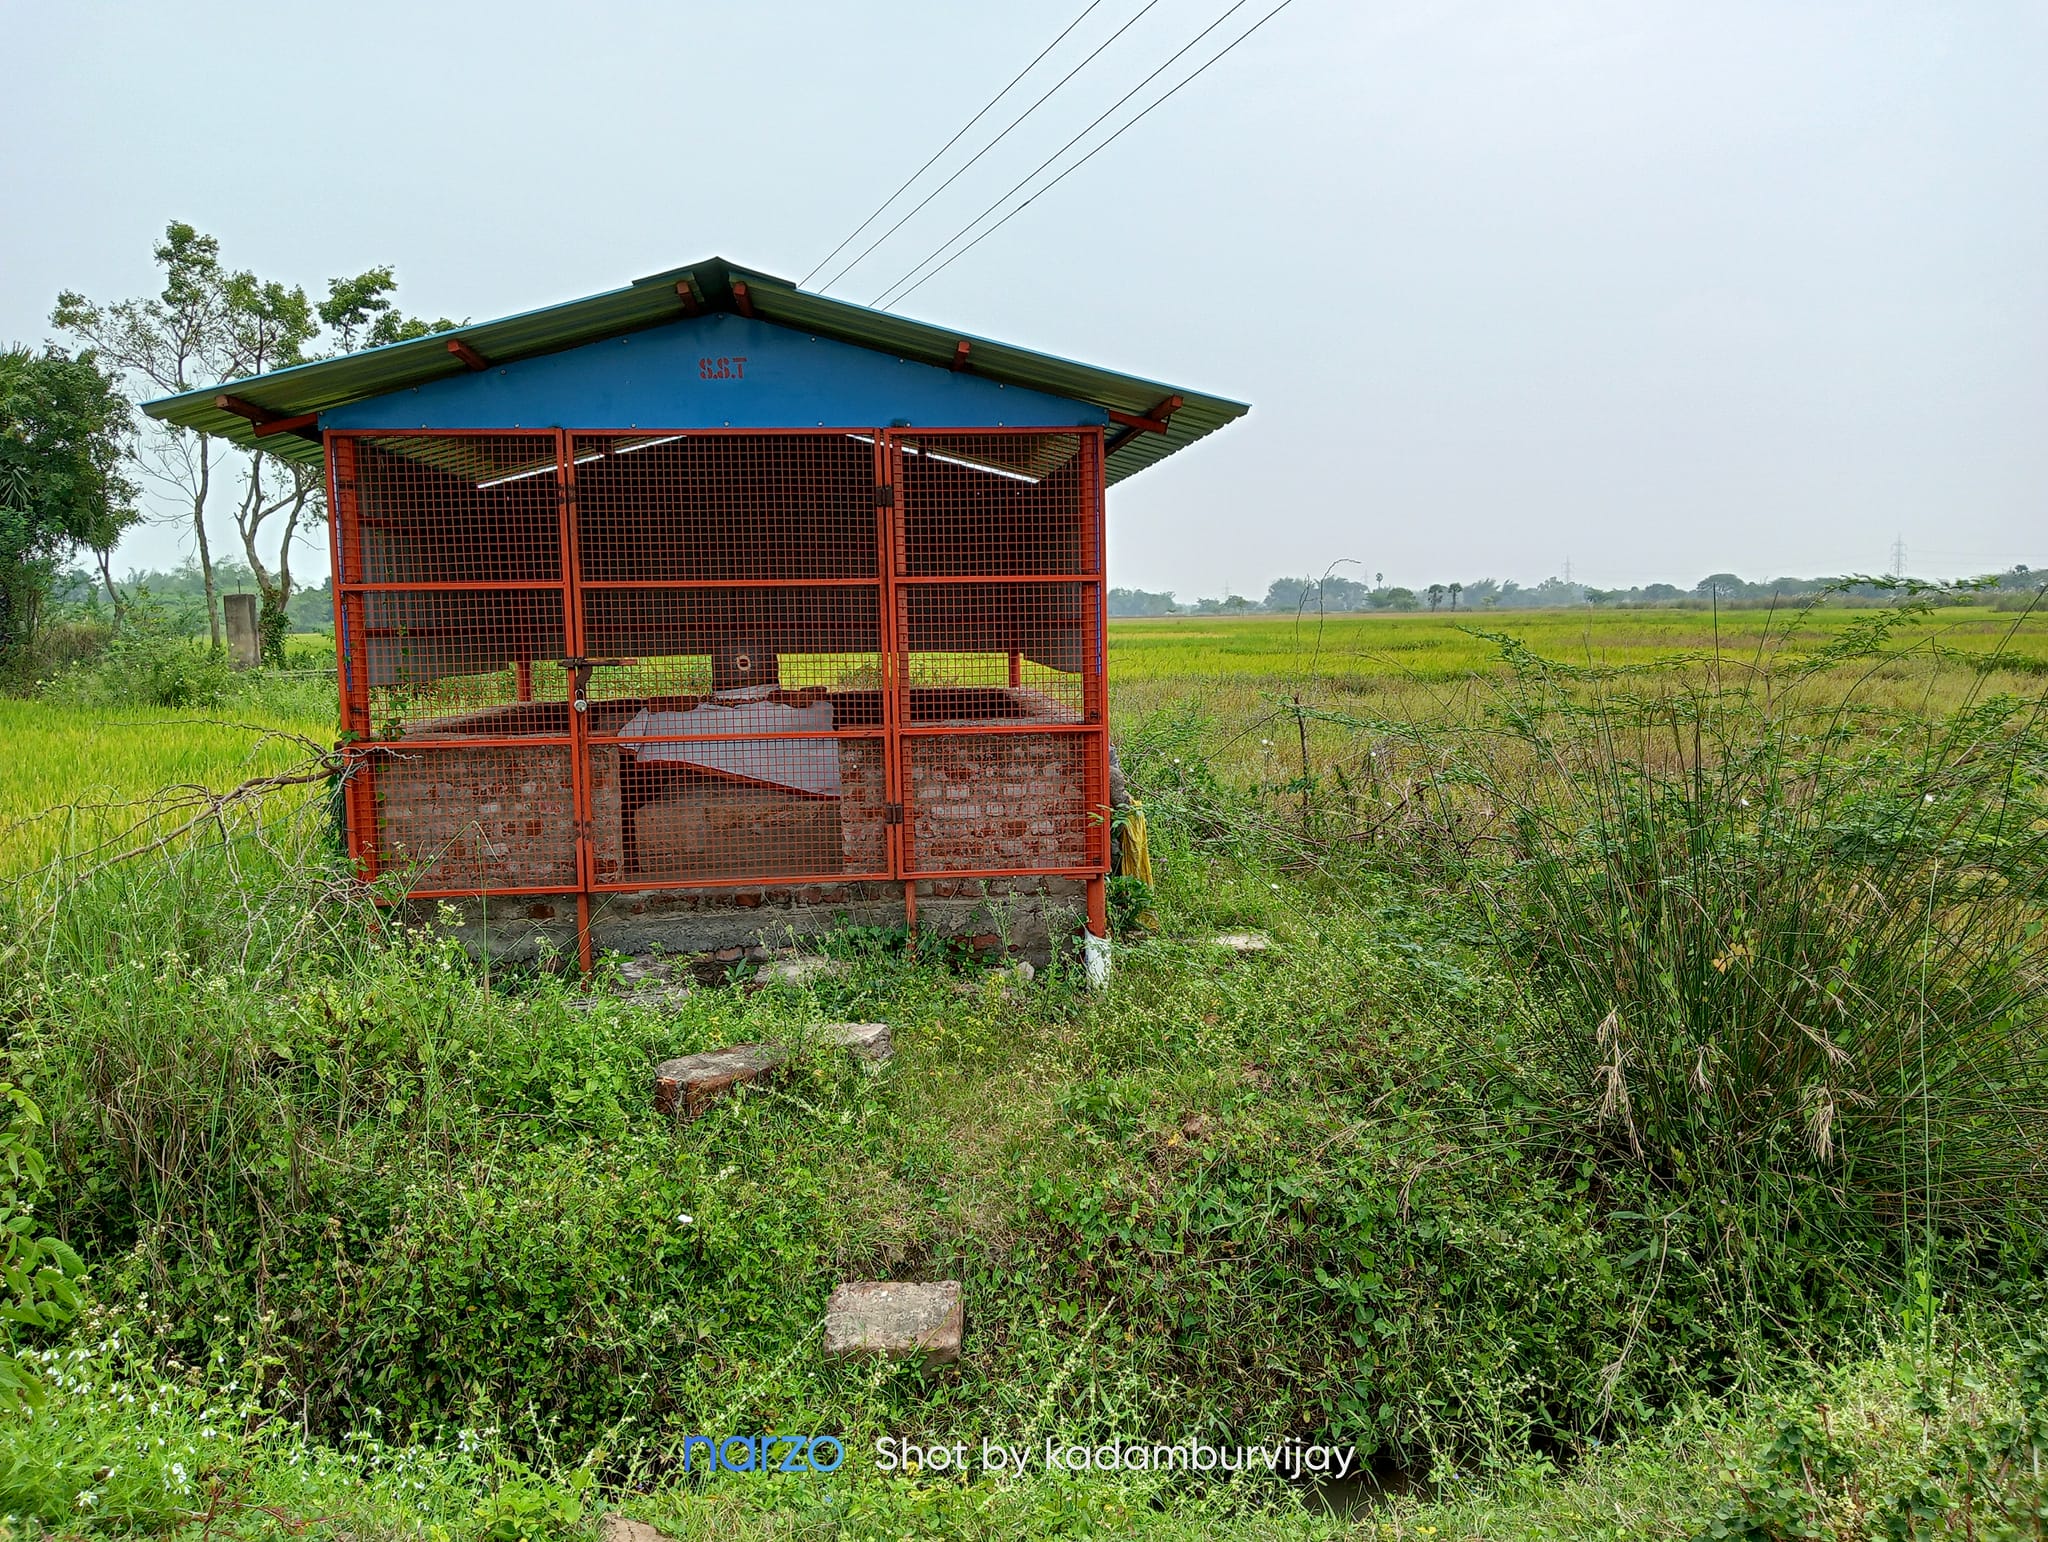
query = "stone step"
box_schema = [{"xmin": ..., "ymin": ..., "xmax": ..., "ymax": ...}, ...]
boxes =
[
  {"xmin": 822, "ymin": 1280, "xmax": 963, "ymax": 1365},
  {"xmin": 567, "ymin": 954, "xmax": 694, "ymax": 1015}
]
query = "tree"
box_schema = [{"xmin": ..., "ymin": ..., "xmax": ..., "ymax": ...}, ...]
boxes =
[
  {"xmin": 231, "ymin": 269, "xmax": 453, "ymax": 664},
  {"xmin": 1108, "ymin": 586, "xmax": 1177, "ymax": 617},
  {"xmin": 223, "ymin": 271, "xmax": 318, "ymax": 664},
  {"xmin": 320, "ymin": 265, "xmax": 457, "ymax": 352},
  {"xmin": 53, "ymin": 224, "xmax": 245, "ymax": 648},
  {"xmin": 1426, "ymin": 582, "xmax": 1446, "ymax": 611},
  {"xmin": 55, "ymin": 226, "xmax": 453, "ymax": 664},
  {"xmin": 1448, "ymin": 582, "xmax": 1462, "ymax": 611},
  {"xmin": 1695, "ymin": 572, "xmax": 1746, "ymax": 600},
  {"xmin": 1321, "ymin": 575, "xmax": 1370, "ymax": 611},
  {"xmin": 0, "ymin": 346, "xmax": 137, "ymax": 669},
  {"xmin": 1263, "ymin": 576, "xmax": 1313, "ymax": 613}
]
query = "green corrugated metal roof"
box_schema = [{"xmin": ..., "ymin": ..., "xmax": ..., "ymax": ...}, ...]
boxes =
[{"xmin": 141, "ymin": 256, "xmax": 1247, "ymax": 485}]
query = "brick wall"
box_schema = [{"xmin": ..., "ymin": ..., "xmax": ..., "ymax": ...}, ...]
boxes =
[
  {"xmin": 836, "ymin": 738, "xmax": 889, "ymax": 871},
  {"xmin": 363, "ymin": 702, "xmax": 1095, "ymax": 893},
  {"xmin": 370, "ymin": 743, "xmax": 578, "ymax": 890},
  {"xmin": 904, "ymin": 732, "xmax": 1091, "ymax": 872}
]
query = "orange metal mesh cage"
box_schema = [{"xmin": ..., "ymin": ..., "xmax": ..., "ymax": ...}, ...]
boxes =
[{"xmin": 329, "ymin": 426, "xmax": 1107, "ymax": 901}]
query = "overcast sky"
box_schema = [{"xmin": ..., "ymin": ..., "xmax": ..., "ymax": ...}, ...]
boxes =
[{"xmin": 3, "ymin": 1, "xmax": 2042, "ymax": 599}]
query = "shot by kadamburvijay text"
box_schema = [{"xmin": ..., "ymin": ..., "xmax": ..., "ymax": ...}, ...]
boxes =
[{"xmin": 874, "ymin": 1436, "xmax": 1362, "ymax": 1480}]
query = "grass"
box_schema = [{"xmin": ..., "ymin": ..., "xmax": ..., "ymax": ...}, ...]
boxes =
[
  {"xmin": 0, "ymin": 698, "xmax": 334, "ymax": 876},
  {"xmin": 0, "ymin": 604, "xmax": 2044, "ymax": 1539},
  {"xmin": 1109, "ymin": 603, "xmax": 2048, "ymax": 794},
  {"xmin": 1108, "ymin": 604, "xmax": 2048, "ymax": 686}
]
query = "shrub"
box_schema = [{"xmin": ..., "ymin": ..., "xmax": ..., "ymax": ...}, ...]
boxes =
[
  {"xmin": 22, "ymin": 613, "xmax": 112, "ymax": 677},
  {"xmin": 0, "ymin": 1083, "xmax": 85, "ymax": 1410},
  {"xmin": 40, "ymin": 591, "xmax": 234, "ymax": 709}
]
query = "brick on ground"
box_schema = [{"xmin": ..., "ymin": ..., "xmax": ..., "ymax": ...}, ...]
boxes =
[
  {"xmin": 654, "ymin": 1022, "xmax": 894, "ymax": 1118},
  {"xmin": 653, "ymin": 1043, "xmax": 786, "ymax": 1119}
]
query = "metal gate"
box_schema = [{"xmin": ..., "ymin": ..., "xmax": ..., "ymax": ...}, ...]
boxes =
[{"xmin": 329, "ymin": 426, "xmax": 1106, "ymax": 962}]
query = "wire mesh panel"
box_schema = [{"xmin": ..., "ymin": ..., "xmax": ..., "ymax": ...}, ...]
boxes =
[
  {"xmin": 898, "ymin": 733, "xmax": 1100, "ymax": 874},
  {"xmin": 579, "ymin": 586, "xmax": 883, "ymax": 703},
  {"xmin": 898, "ymin": 581, "xmax": 1096, "ymax": 724},
  {"xmin": 895, "ymin": 432, "xmax": 1097, "ymax": 577},
  {"xmin": 592, "ymin": 729, "xmax": 892, "ymax": 884},
  {"xmin": 357, "ymin": 589, "xmax": 570, "ymax": 737},
  {"xmin": 889, "ymin": 428, "xmax": 1108, "ymax": 878},
  {"xmin": 571, "ymin": 431, "xmax": 892, "ymax": 887},
  {"xmin": 355, "ymin": 743, "xmax": 580, "ymax": 893},
  {"xmin": 330, "ymin": 431, "xmax": 578, "ymax": 893},
  {"xmin": 342, "ymin": 434, "xmax": 562, "ymax": 586},
  {"xmin": 573, "ymin": 432, "xmax": 878, "ymax": 582}
]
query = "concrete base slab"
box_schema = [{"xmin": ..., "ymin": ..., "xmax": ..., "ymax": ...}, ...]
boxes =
[
  {"xmin": 416, "ymin": 877, "xmax": 1088, "ymax": 970},
  {"xmin": 822, "ymin": 1280, "xmax": 963, "ymax": 1364}
]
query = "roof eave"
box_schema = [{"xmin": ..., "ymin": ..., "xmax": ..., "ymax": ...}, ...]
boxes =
[{"xmin": 141, "ymin": 256, "xmax": 1248, "ymax": 481}]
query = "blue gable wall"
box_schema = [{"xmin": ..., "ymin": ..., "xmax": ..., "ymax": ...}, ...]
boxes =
[{"xmin": 319, "ymin": 313, "xmax": 1106, "ymax": 433}]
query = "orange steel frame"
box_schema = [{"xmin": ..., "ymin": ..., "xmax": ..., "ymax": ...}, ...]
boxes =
[{"xmin": 327, "ymin": 426, "xmax": 1111, "ymax": 970}]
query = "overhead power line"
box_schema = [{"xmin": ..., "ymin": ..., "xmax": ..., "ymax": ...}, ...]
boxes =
[
  {"xmin": 816, "ymin": 0, "xmax": 1164, "ymax": 294},
  {"xmin": 799, "ymin": 0, "xmax": 1106, "ymax": 289},
  {"xmin": 875, "ymin": 0, "xmax": 1293, "ymax": 309}
]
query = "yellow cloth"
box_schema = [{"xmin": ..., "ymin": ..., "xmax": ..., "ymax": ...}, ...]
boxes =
[
  {"xmin": 1116, "ymin": 803, "xmax": 1154, "ymax": 887},
  {"xmin": 1115, "ymin": 803, "xmax": 1160, "ymax": 932}
]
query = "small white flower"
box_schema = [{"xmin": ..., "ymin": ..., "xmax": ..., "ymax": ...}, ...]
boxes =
[
  {"xmin": 1269, "ymin": 883, "xmax": 1280, "ymax": 891},
  {"xmin": 1260, "ymin": 738, "xmax": 1273, "ymax": 747},
  {"xmin": 76, "ymin": 1492, "xmax": 97, "ymax": 1510},
  {"xmin": 675, "ymin": 1213, "xmax": 694, "ymax": 1226},
  {"xmin": 1738, "ymin": 797, "xmax": 1750, "ymax": 808},
  {"xmin": 1923, "ymin": 793, "xmax": 1935, "ymax": 804}
]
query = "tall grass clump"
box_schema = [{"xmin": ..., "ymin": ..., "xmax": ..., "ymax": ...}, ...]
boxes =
[{"xmin": 1376, "ymin": 602, "xmax": 2048, "ymax": 1297}]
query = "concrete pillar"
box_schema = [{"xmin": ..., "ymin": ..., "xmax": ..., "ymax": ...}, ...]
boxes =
[{"xmin": 223, "ymin": 592, "xmax": 261, "ymax": 670}]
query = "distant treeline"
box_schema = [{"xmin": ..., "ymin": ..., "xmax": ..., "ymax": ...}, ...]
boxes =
[
  {"xmin": 1111, "ymin": 565, "xmax": 2047, "ymax": 617},
  {"xmin": 59, "ymin": 560, "xmax": 2044, "ymax": 631},
  {"xmin": 52, "ymin": 560, "xmax": 333, "ymax": 634}
]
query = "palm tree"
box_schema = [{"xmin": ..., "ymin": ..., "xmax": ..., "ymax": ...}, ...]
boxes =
[
  {"xmin": 1427, "ymin": 583, "xmax": 1446, "ymax": 612},
  {"xmin": 1449, "ymin": 582, "xmax": 1462, "ymax": 611}
]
